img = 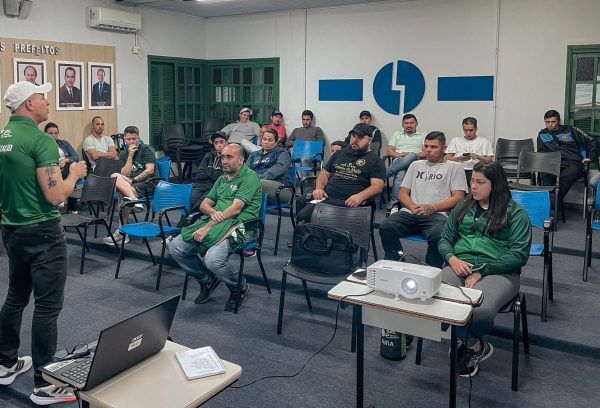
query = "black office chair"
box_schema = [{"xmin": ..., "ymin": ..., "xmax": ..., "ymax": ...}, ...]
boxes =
[
  {"xmin": 61, "ymin": 175, "xmax": 119, "ymax": 274},
  {"xmin": 202, "ymin": 118, "xmax": 226, "ymax": 140},
  {"xmin": 277, "ymin": 203, "xmax": 372, "ymax": 334},
  {"xmin": 495, "ymin": 138, "xmax": 534, "ymax": 179},
  {"xmin": 93, "ymin": 157, "xmax": 122, "ymax": 177},
  {"xmin": 162, "ymin": 124, "xmax": 186, "ymax": 181}
]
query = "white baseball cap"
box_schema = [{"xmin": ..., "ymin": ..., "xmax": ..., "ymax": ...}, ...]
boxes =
[
  {"xmin": 4, "ymin": 81, "xmax": 52, "ymax": 112},
  {"xmin": 240, "ymin": 107, "xmax": 252, "ymax": 115}
]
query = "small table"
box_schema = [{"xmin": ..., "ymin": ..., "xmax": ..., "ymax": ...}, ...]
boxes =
[
  {"xmin": 43, "ymin": 341, "xmax": 242, "ymax": 408},
  {"xmin": 328, "ymin": 280, "xmax": 482, "ymax": 408}
]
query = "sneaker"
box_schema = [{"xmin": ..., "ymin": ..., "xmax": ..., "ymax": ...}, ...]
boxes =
[
  {"xmin": 457, "ymin": 341, "xmax": 494, "ymax": 377},
  {"xmin": 103, "ymin": 230, "xmax": 129, "ymax": 246},
  {"xmin": 123, "ymin": 197, "xmax": 145, "ymax": 213},
  {"xmin": 389, "ymin": 206, "xmax": 399, "ymax": 214},
  {"xmin": 30, "ymin": 384, "xmax": 77, "ymax": 406},
  {"xmin": 194, "ymin": 276, "xmax": 221, "ymax": 304},
  {"xmin": 225, "ymin": 283, "xmax": 250, "ymax": 312},
  {"xmin": 0, "ymin": 356, "xmax": 32, "ymax": 385}
]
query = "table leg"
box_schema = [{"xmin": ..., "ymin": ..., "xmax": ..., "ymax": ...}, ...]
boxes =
[
  {"xmin": 354, "ymin": 305, "xmax": 364, "ymax": 408},
  {"xmin": 449, "ymin": 325, "xmax": 457, "ymax": 408}
]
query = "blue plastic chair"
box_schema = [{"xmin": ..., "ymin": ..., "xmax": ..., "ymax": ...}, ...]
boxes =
[
  {"xmin": 583, "ymin": 178, "xmax": 600, "ymax": 282},
  {"xmin": 181, "ymin": 194, "xmax": 271, "ymax": 314},
  {"xmin": 291, "ymin": 139, "xmax": 324, "ymax": 184},
  {"xmin": 511, "ymin": 190, "xmax": 553, "ymax": 322},
  {"xmin": 156, "ymin": 156, "xmax": 172, "ymax": 181},
  {"xmin": 115, "ymin": 181, "xmax": 193, "ymax": 291}
]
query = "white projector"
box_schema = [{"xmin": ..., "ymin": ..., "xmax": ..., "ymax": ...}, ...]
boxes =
[{"xmin": 366, "ymin": 260, "xmax": 442, "ymax": 301}]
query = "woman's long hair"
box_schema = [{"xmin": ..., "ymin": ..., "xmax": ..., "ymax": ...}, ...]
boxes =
[{"xmin": 456, "ymin": 162, "xmax": 511, "ymax": 236}]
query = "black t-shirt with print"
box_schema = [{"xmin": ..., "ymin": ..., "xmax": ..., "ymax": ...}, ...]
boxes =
[{"xmin": 323, "ymin": 148, "xmax": 386, "ymax": 200}]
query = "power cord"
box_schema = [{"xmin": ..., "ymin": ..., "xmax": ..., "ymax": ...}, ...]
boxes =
[{"xmin": 230, "ymin": 290, "xmax": 374, "ymax": 389}]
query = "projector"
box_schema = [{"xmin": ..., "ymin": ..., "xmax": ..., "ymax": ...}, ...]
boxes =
[{"xmin": 366, "ymin": 260, "xmax": 442, "ymax": 301}]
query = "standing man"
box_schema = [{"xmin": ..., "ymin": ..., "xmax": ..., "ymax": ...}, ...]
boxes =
[
  {"xmin": 82, "ymin": 116, "xmax": 118, "ymax": 170},
  {"xmin": 262, "ymin": 109, "xmax": 287, "ymax": 145},
  {"xmin": 221, "ymin": 107, "xmax": 261, "ymax": 153},
  {"xmin": 379, "ymin": 131, "xmax": 467, "ymax": 267},
  {"xmin": 0, "ymin": 81, "xmax": 87, "ymax": 405},
  {"xmin": 91, "ymin": 68, "xmax": 111, "ymax": 107},
  {"xmin": 169, "ymin": 144, "xmax": 262, "ymax": 311},
  {"xmin": 285, "ymin": 110, "xmax": 325, "ymax": 148},
  {"xmin": 537, "ymin": 109, "xmax": 597, "ymax": 212},
  {"xmin": 386, "ymin": 114, "xmax": 426, "ymax": 202},
  {"xmin": 58, "ymin": 67, "xmax": 81, "ymax": 107},
  {"xmin": 446, "ymin": 117, "xmax": 494, "ymax": 184}
]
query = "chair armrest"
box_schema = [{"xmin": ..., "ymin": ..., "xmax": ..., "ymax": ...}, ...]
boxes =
[
  {"xmin": 241, "ymin": 217, "xmax": 265, "ymax": 246},
  {"xmin": 119, "ymin": 198, "xmax": 147, "ymax": 209},
  {"xmin": 299, "ymin": 175, "xmax": 317, "ymax": 195},
  {"xmin": 543, "ymin": 216, "xmax": 555, "ymax": 231},
  {"xmin": 183, "ymin": 212, "xmax": 202, "ymax": 225},
  {"xmin": 276, "ymin": 185, "xmax": 295, "ymax": 207},
  {"xmin": 157, "ymin": 205, "xmax": 190, "ymax": 236}
]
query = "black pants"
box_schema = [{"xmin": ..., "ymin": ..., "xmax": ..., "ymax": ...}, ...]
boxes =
[
  {"xmin": 0, "ymin": 219, "xmax": 68, "ymax": 387},
  {"xmin": 540, "ymin": 160, "xmax": 584, "ymax": 205},
  {"xmin": 378, "ymin": 211, "xmax": 447, "ymax": 268},
  {"xmin": 295, "ymin": 195, "xmax": 347, "ymax": 223}
]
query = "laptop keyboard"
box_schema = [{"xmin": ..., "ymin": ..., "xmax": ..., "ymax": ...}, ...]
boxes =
[{"xmin": 62, "ymin": 360, "xmax": 91, "ymax": 384}]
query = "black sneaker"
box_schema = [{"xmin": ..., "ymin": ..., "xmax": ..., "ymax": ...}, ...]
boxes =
[
  {"xmin": 194, "ymin": 276, "xmax": 221, "ymax": 304},
  {"xmin": 457, "ymin": 341, "xmax": 494, "ymax": 377},
  {"xmin": 0, "ymin": 356, "xmax": 32, "ymax": 385},
  {"xmin": 225, "ymin": 283, "xmax": 250, "ymax": 312},
  {"xmin": 30, "ymin": 384, "xmax": 76, "ymax": 406}
]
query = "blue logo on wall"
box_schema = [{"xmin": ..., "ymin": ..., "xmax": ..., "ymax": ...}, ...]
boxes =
[{"xmin": 373, "ymin": 60, "xmax": 425, "ymax": 115}]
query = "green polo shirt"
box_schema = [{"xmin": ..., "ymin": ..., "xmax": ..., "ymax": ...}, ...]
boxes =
[
  {"xmin": 0, "ymin": 115, "xmax": 60, "ymax": 226},
  {"xmin": 388, "ymin": 130, "xmax": 425, "ymax": 153},
  {"xmin": 181, "ymin": 164, "xmax": 262, "ymax": 254}
]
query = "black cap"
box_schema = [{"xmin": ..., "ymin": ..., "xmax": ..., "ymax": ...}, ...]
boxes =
[
  {"xmin": 271, "ymin": 109, "xmax": 283, "ymax": 117},
  {"xmin": 359, "ymin": 110, "xmax": 372, "ymax": 118},
  {"xmin": 349, "ymin": 123, "xmax": 373, "ymax": 138},
  {"xmin": 209, "ymin": 131, "xmax": 228, "ymax": 142}
]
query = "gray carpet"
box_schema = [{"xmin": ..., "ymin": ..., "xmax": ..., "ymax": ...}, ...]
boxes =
[{"xmin": 0, "ymin": 206, "xmax": 599, "ymax": 407}]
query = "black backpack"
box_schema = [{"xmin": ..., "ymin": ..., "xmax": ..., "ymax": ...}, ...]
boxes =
[{"xmin": 291, "ymin": 224, "xmax": 359, "ymax": 276}]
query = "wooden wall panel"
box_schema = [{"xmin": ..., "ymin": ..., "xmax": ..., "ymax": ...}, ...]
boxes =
[{"xmin": 1, "ymin": 37, "xmax": 117, "ymax": 152}]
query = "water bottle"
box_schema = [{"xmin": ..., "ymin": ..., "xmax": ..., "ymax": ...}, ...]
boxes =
[{"xmin": 380, "ymin": 329, "xmax": 407, "ymax": 360}]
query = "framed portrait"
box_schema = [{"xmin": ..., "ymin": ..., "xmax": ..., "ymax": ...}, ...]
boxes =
[
  {"xmin": 88, "ymin": 62, "xmax": 114, "ymax": 110},
  {"xmin": 13, "ymin": 58, "xmax": 47, "ymax": 93},
  {"xmin": 55, "ymin": 60, "xmax": 84, "ymax": 111}
]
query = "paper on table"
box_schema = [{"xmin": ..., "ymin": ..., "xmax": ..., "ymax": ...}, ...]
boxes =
[{"xmin": 175, "ymin": 346, "xmax": 226, "ymax": 380}]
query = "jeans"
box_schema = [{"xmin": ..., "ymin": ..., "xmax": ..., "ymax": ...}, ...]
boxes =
[
  {"xmin": 442, "ymin": 267, "xmax": 520, "ymax": 344},
  {"xmin": 387, "ymin": 153, "xmax": 418, "ymax": 202},
  {"xmin": 168, "ymin": 235, "xmax": 242, "ymax": 292},
  {"xmin": 378, "ymin": 211, "xmax": 446, "ymax": 267},
  {"xmin": 0, "ymin": 219, "xmax": 67, "ymax": 387}
]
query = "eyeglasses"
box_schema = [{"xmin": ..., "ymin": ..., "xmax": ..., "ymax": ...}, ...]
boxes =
[{"xmin": 53, "ymin": 343, "xmax": 91, "ymax": 362}]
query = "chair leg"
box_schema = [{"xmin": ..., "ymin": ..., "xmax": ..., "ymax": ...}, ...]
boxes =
[
  {"xmin": 74, "ymin": 227, "xmax": 90, "ymax": 252},
  {"xmin": 155, "ymin": 241, "xmax": 167, "ymax": 291},
  {"xmin": 548, "ymin": 251, "xmax": 554, "ymax": 301},
  {"xmin": 370, "ymin": 229, "xmax": 378, "ymax": 262},
  {"xmin": 234, "ymin": 254, "xmax": 244, "ymax": 314},
  {"xmin": 274, "ymin": 209, "xmax": 282, "ymax": 256},
  {"xmin": 351, "ymin": 304, "xmax": 357, "ymax": 353},
  {"xmin": 182, "ymin": 273, "xmax": 189, "ymax": 300},
  {"xmin": 115, "ymin": 233, "xmax": 127, "ymax": 279},
  {"xmin": 143, "ymin": 238, "xmax": 157, "ymax": 265},
  {"xmin": 79, "ymin": 226, "xmax": 88, "ymax": 275},
  {"xmin": 256, "ymin": 250, "xmax": 271, "ymax": 294},
  {"xmin": 512, "ymin": 299, "xmax": 521, "ymax": 392},
  {"xmin": 415, "ymin": 337, "xmax": 423, "ymax": 365},
  {"xmin": 521, "ymin": 295, "xmax": 530, "ymax": 354},
  {"xmin": 302, "ymin": 280, "xmax": 312, "ymax": 311},
  {"xmin": 277, "ymin": 272, "xmax": 288, "ymax": 334}
]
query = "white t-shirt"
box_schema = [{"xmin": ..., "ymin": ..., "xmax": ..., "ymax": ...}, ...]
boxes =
[
  {"xmin": 82, "ymin": 134, "xmax": 115, "ymax": 169},
  {"xmin": 400, "ymin": 160, "xmax": 468, "ymax": 216},
  {"xmin": 446, "ymin": 136, "xmax": 494, "ymax": 170}
]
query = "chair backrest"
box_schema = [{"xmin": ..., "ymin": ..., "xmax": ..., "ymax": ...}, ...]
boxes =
[
  {"xmin": 151, "ymin": 181, "xmax": 193, "ymax": 214},
  {"xmin": 516, "ymin": 151, "xmax": 561, "ymax": 181},
  {"xmin": 162, "ymin": 124, "xmax": 186, "ymax": 149},
  {"xmin": 371, "ymin": 141, "xmax": 381, "ymax": 156},
  {"xmin": 292, "ymin": 139, "xmax": 324, "ymax": 161},
  {"xmin": 156, "ymin": 157, "xmax": 172, "ymax": 181},
  {"xmin": 111, "ymin": 133, "xmax": 125, "ymax": 151},
  {"xmin": 80, "ymin": 174, "xmax": 117, "ymax": 213},
  {"xmin": 495, "ymin": 138, "xmax": 534, "ymax": 160},
  {"xmin": 511, "ymin": 190, "xmax": 550, "ymax": 230},
  {"xmin": 93, "ymin": 158, "xmax": 122, "ymax": 177},
  {"xmin": 310, "ymin": 203, "xmax": 372, "ymax": 252},
  {"xmin": 203, "ymin": 118, "xmax": 225, "ymax": 135}
]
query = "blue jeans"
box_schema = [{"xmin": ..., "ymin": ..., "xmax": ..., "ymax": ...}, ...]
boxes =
[
  {"xmin": 168, "ymin": 235, "xmax": 242, "ymax": 292},
  {"xmin": 387, "ymin": 153, "xmax": 418, "ymax": 202}
]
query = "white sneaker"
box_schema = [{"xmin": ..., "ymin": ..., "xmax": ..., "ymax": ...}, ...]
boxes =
[
  {"xmin": 390, "ymin": 206, "xmax": 399, "ymax": 214},
  {"xmin": 103, "ymin": 230, "xmax": 129, "ymax": 246},
  {"xmin": 0, "ymin": 356, "xmax": 32, "ymax": 385},
  {"xmin": 123, "ymin": 196, "xmax": 145, "ymax": 213},
  {"xmin": 30, "ymin": 384, "xmax": 77, "ymax": 406}
]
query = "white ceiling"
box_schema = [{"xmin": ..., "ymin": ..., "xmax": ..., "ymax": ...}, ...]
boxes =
[{"xmin": 114, "ymin": 0, "xmax": 413, "ymax": 18}]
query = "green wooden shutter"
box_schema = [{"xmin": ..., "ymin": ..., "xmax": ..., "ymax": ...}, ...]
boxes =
[{"xmin": 149, "ymin": 61, "xmax": 175, "ymax": 148}]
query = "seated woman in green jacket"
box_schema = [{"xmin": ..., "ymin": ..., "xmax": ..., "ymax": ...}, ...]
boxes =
[{"xmin": 438, "ymin": 161, "xmax": 532, "ymax": 377}]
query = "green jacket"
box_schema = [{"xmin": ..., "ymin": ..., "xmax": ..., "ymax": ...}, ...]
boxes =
[{"xmin": 438, "ymin": 199, "xmax": 532, "ymax": 276}]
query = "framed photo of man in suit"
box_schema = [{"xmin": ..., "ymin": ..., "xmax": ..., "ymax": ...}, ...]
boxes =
[
  {"xmin": 13, "ymin": 58, "xmax": 47, "ymax": 87},
  {"xmin": 88, "ymin": 62, "xmax": 114, "ymax": 109},
  {"xmin": 56, "ymin": 60, "xmax": 84, "ymax": 111}
]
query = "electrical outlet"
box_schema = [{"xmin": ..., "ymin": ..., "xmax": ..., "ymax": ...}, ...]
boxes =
[{"xmin": 131, "ymin": 45, "xmax": 141, "ymax": 54}]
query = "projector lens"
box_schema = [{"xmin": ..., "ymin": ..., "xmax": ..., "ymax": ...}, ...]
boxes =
[{"xmin": 402, "ymin": 278, "xmax": 418, "ymax": 295}]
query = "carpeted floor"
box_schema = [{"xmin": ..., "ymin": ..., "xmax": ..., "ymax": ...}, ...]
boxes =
[{"xmin": 0, "ymin": 206, "xmax": 599, "ymax": 407}]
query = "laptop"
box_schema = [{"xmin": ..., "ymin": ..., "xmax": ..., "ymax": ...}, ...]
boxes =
[{"xmin": 41, "ymin": 295, "xmax": 180, "ymax": 391}]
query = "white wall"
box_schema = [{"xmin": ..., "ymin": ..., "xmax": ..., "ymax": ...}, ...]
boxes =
[{"xmin": 0, "ymin": 0, "xmax": 206, "ymax": 141}]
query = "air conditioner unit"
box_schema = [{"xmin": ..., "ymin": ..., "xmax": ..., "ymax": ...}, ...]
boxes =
[{"xmin": 87, "ymin": 7, "xmax": 141, "ymax": 33}]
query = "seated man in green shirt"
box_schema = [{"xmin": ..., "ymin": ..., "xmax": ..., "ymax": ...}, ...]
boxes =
[
  {"xmin": 103, "ymin": 126, "xmax": 156, "ymax": 245},
  {"xmin": 169, "ymin": 144, "xmax": 262, "ymax": 312}
]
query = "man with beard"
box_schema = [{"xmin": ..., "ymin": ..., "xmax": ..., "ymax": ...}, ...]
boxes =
[{"xmin": 295, "ymin": 123, "xmax": 385, "ymax": 223}]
